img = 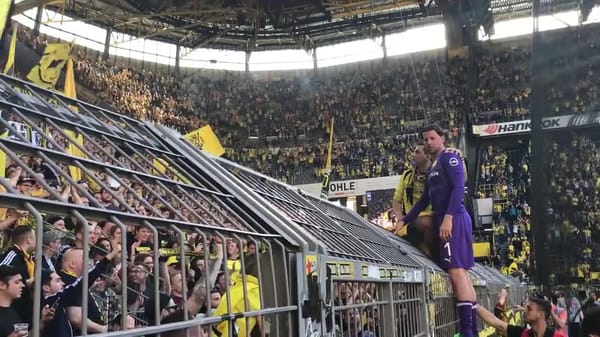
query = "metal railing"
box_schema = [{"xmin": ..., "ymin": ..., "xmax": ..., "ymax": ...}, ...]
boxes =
[
  {"xmin": 0, "ymin": 74, "xmax": 303, "ymax": 337},
  {"xmin": 0, "ymin": 73, "xmax": 528, "ymax": 337}
]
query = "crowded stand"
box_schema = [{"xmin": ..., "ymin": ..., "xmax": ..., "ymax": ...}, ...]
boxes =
[
  {"xmin": 2, "ymin": 3, "xmax": 600, "ymax": 334},
  {"xmin": 0, "ymin": 75, "xmax": 395, "ymax": 336},
  {"xmin": 13, "ymin": 27, "xmax": 464, "ymax": 184},
  {"xmin": 475, "ymin": 142, "xmax": 531, "ymax": 280},
  {"xmin": 12, "ymin": 22, "xmax": 599, "ymax": 287},
  {"xmin": 547, "ymin": 136, "xmax": 600, "ymax": 284},
  {"xmin": 7, "ymin": 23, "xmax": 599, "ymax": 187},
  {"xmin": 472, "ymin": 24, "xmax": 600, "ymax": 124}
]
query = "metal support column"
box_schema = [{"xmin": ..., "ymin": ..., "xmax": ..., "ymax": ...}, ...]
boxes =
[
  {"xmin": 175, "ymin": 43, "xmax": 181, "ymax": 75},
  {"xmin": 103, "ymin": 27, "xmax": 112, "ymax": 60},
  {"xmin": 464, "ymin": 15, "xmax": 478, "ymax": 201},
  {"xmin": 245, "ymin": 50, "xmax": 250, "ymax": 72},
  {"xmin": 382, "ymin": 32, "xmax": 387, "ymax": 60},
  {"xmin": 530, "ymin": 0, "xmax": 549, "ymax": 288},
  {"xmin": 33, "ymin": 6, "xmax": 43, "ymax": 34},
  {"xmin": 312, "ymin": 47, "xmax": 318, "ymax": 71}
]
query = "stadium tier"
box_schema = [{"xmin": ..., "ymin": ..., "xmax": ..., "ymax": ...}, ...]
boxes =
[{"xmin": 2, "ymin": 1, "xmax": 600, "ymax": 335}]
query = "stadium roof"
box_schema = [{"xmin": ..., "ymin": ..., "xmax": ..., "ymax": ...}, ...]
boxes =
[{"xmin": 17, "ymin": 0, "xmax": 579, "ymax": 51}]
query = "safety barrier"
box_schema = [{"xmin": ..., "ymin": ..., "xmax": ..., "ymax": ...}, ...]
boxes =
[
  {"xmin": 0, "ymin": 73, "xmax": 528, "ymax": 337},
  {"xmin": 0, "ymin": 75, "xmax": 305, "ymax": 337},
  {"xmin": 371, "ymin": 225, "xmax": 459, "ymax": 337}
]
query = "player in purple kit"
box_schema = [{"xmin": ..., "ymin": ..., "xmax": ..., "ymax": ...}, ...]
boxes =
[{"xmin": 395, "ymin": 124, "xmax": 477, "ymax": 337}]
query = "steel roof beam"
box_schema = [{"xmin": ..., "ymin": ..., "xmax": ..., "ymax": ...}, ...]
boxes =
[{"xmin": 14, "ymin": 0, "xmax": 57, "ymax": 14}]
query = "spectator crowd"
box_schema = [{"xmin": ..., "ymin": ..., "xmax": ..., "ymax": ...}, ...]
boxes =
[
  {"xmin": 7, "ymin": 21, "xmax": 600, "ymax": 186},
  {"xmin": 13, "ymin": 27, "xmax": 464, "ymax": 184},
  {"xmin": 0, "ymin": 88, "xmax": 388, "ymax": 336},
  {"xmin": 475, "ymin": 142, "xmax": 531, "ymax": 281},
  {"xmin": 5, "ymin": 17, "xmax": 600, "ymax": 287},
  {"xmin": 546, "ymin": 136, "xmax": 600, "ymax": 284}
]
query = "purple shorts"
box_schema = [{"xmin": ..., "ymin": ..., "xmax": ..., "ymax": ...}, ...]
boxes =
[{"xmin": 437, "ymin": 211, "xmax": 474, "ymax": 271}]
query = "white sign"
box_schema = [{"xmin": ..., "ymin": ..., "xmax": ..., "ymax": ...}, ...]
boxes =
[
  {"xmin": 296, "ymin": 175, "xmax": 400, "ymax": 198},
  {"xmin": 471, "ymin": 112, "xmax": 600, "ymax": 137},
  {"xmin": 328, "ymin": 180, "xmax": 356, "ymax": 196}
]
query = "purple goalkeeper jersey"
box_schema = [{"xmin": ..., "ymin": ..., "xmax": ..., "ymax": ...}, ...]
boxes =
[{"xmin": 403, "ymin": 147, "xmax": 466, "ymax": 223}]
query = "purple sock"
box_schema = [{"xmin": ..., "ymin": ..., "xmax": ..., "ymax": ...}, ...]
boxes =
[
  {"xmin": 458, "ymin": 301, "xmax": 474, "ymax": 337},
  {"xmin": 472, "ymin": 302, "xmax": 478, "ymax": 337}
]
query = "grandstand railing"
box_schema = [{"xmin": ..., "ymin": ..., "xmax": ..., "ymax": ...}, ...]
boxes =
[{"xmin": 0, "ymin": 74, "xmax": 307, "ymax": 337}]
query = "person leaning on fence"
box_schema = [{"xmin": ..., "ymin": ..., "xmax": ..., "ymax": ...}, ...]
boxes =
[
  {"xmin": 477, "ymin": 297, "xmax": 566, "ymax": 337},
  {"xmin": 392, "ymin": 142, "xmax": 436, "ymax": 259},
  {"xmin": 212, "ymin": 256, "xmax": 262, "ymax": 337},
  {"xmin": 395, "ymin": 125, "xmax": 477, "ymax": 337}
]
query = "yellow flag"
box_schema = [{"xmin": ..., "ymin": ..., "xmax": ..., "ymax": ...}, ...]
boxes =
[
  {"xmin": 64, "ymin": 129, "xmax": 85, "ymax": 181},
  {"xmin": 183, "ymin": 125, "xmax": 225, "ymax": 157},
  {"xmin": 0, "ymin": 130, "xmax": 8, "ymax": 178},
  {"xmin": 321, "ymin": 118, "xmax": 334, "ymax": 197},
  {"xmin": 63, "ymin": 56, "xmax": 78, "ymax": 112},
  {"xmin": 325, "ymin": 118, "xmax": 334, "ymax": 171},
  {"xmin": 26, "ymin": 42, "xmax": 71, "ymax": 89},
  {"xmin": 3, "ymin": 24, "xmax": 16, "ymax": 75},
  {"xmin": 0, "ymin": 0, "xmax": 12, "ymax": 39}
]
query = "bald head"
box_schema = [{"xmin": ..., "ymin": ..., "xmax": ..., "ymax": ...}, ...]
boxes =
[{"xmin": 61, "ymin": 248, "xmax": 84, "ymax": 276}]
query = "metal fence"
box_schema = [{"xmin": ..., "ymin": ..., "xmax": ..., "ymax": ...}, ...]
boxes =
[
  {"xmin": 0, "ymin": 75, "xmax": 303, "ymax": 337},
  {"xmin": 0, "ymin": 74, "xmax": 527, "ymax": 337}
]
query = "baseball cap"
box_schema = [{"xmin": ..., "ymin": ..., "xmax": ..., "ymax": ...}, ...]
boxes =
[{"xmin": 16, "ymin": 177, "xmax": 36, "ymax": 185}]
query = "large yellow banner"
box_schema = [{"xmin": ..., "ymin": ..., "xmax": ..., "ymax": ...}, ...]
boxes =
[
  {"xmin": 64, "ymin": 129, "xmax": 85, "ymax": 181},
  {"xmin": 26, "ymin": 42, "xmax": 71, "ymax": 89},
  {"xmin": 183, "ymin": 125, "xmax": 225, "ymax": 157}
]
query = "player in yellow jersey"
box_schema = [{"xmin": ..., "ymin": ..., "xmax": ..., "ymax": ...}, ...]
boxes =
[{"xmin": 391, "ymin": 143, "xmax": 436, "ymax": 258}]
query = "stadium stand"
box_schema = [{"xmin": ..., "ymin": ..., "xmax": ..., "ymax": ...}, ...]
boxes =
[
  {"xmin": 470, "ymin": 25, "xmax": 599, "ymax": 284},
  {"xmin": 475, "ymin": 141, "xmax": 531, "ymax": 280},
  {"xmin": 12, "ymin": 26, "xmax": 462, "ymax": 184},
  {"xmin": 546, "ymin": 135, "xmax": 600, "ymax": 284},
  {"xmin": 12, "ymin": 24, "xmax": 598, "ymax": 186},
  {"xmin": 7, "ymin": 15, "xmax": 600, "ymax": 288},
  {"xmin": 0, "ymin": 73, "xmax": 525, "ymax": 337}
]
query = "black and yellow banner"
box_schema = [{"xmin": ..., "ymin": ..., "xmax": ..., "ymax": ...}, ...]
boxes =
[
  {"xmin": 3, "ymin": 23, "xmax": 16, "ymax": 75},
  {"xmin": 183, "ymin": 125, "xmax": 225, "ymax": 157},
  {"xmin": 320, "ymin": 118, "xmax": 334, "ymax": 197},
  {"xmin": 26, "ymin": 42, "xmax": 71, "ymax": 89},
  {"xmin": 63, "ymin": 55, "xmax": 78, "ymax": 111}
]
